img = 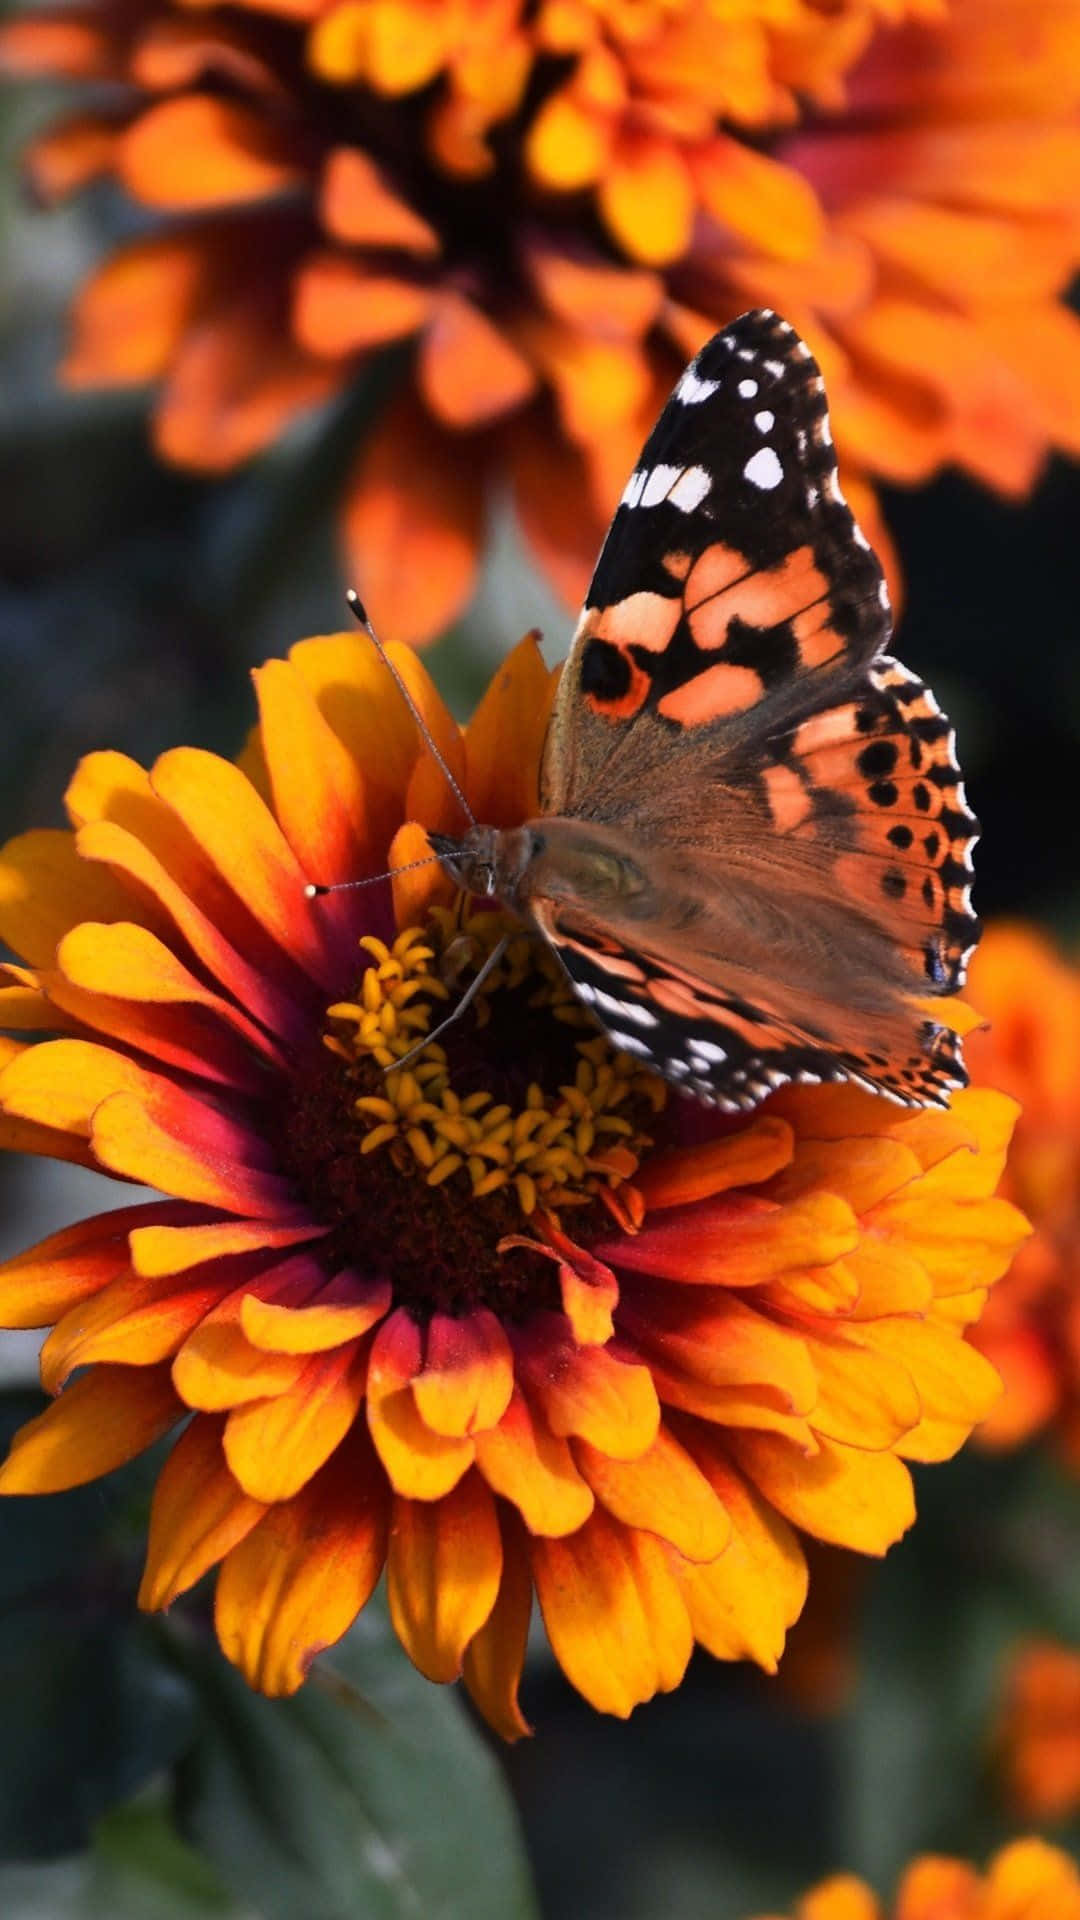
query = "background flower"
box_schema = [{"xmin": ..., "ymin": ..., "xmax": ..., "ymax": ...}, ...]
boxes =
[
  {"xmin": 749, "ymin": 1837, "xmax": 1080, "ymax": 1920},
  {"xmin": 2, "ymin": 0, "xmax": 1078, "ymax": 639},
  {"xmin": 0, "ymin": 630, "xmax": 1026, "ymax": 1732},
  {"xmin": 965, "ymin": 924, "xmax": 1080, "ymax": 1464},
  {"xmin": 993, "ymin": 1640, "xmax": 1080, "ymax": 1824}
]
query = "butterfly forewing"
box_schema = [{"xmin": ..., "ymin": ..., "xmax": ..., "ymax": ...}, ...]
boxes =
[{"xmin": 529, "ymin": 308, "xmax": 979, "ymax": 1112}]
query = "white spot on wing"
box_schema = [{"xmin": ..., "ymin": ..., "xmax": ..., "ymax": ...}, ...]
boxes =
[
  {"xmin": 620, "ymin": 469, "xmax": 646, "ymax": 508},
  {"xmin": 608, "ymin": 1031, "xmax": 652, "ymax": 1058},
  {"xmin": 689, "ymin": 1037, "xmax": 728, "ymax": 1065},
  {"xmin": 737, "ymin": 377, "xmax": 758, "ymax": 398},
  {"xmin": 594, "ymin": 989, "xmax": 659, "ymax": 1030},
  {"xmin": 640, "ymin": 464, "xmax": 681, "ymax": 507},
  {"xmin": 753, "ymin": 410, "xmax": 775, "ymax": 432},
  {"xmin": 677, "ymin": 367, "xmax": 720, "ymax": 404},
  {"xmin": 763, "ymin": 358, "xmax": 785, "ymax": 378},
  {"xmin": 743, "ymin": 447, "xmax": 783, "ymax": 491},
  {"xmin": 668, "ymin": 465, "xmax": 712, "ymax": 512}
]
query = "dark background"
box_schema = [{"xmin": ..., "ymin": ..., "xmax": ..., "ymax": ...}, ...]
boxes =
[{"xmin": 1, "ymin": 81, "xmax": 1078, "ymax": 1920}]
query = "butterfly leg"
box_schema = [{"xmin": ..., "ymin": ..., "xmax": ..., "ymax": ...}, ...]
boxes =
[{"xmin": 384, "ymin": 934, "xmax": 511, "ymax": 1077}]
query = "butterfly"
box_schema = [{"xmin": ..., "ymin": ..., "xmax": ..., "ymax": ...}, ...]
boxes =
[{"xmin": 430, "ymin": 308, "xmax": 979, "ymax": 1113}]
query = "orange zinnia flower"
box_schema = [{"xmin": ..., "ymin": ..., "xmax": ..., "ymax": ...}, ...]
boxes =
[
  {"xmin": 964, "ymin": 924, "xmax": 1080, "ymax": 1464},
  {"xmin": 994, "ymin": 1640, "xmax": 1080, "ymax": 1822},
  {"xmin": 0, "ymin": 633, "xmax": 1027, "ymax": 1730},
  {"xmin": 3, "ymin": 0, "xmax": 1078, "ymax": 640},
  {"xmin": 750, "ymin": 1837, "xmax": 1080, "ymax": 1920}
]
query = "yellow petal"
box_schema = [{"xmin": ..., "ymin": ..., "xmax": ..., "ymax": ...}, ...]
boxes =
[{"xmin": 386, "ymin": 1471, "xmax": 502, "ymax": 1683}]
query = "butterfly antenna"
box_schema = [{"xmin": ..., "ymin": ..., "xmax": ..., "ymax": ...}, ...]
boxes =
[
  {"xmin": 304, "ymin": 853, "xmax": 440, "ymax": 901},
  {"xmin": 346, "ymin": 589, "xmax": 476, "ymax": 829}
]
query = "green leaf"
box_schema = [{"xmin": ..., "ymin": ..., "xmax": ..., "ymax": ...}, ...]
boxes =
[
  {"xmin": 0, "ymin": 1796, "xmax": 250, "ymax": 1920},
  {"xmin": 166, "ymin": 1605, "xmax": 541, "ymax": 1920}
]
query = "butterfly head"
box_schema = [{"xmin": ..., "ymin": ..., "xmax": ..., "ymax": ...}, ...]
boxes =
[{"xmin": 428, "ymin": 826, "xmax": 539, "ymax": 904}]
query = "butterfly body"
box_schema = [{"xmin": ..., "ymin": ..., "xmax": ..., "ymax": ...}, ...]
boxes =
[{"xmin": 432, "ymin": 309, "xmax": 979, "ymax": 1113}]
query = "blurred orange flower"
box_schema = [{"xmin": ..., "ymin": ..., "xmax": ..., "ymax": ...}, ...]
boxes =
[
  {"xmin": 3, "ymin": 0, "xmax": 1079, "ymax": 640},
  {"xmin": 994, "ymin": 1640, "xmax": 1080, "ymax": 1822},
  {"xmin": 750, "ymin": 1837, "xmax": 1080, "ymax": 1920},
  {"xmin": 0, "ymin": 632, "xmax": 1026, "ymax": 1730},
  {"xmin": 965, "ymin": 924, "xmax": 1080, "ymax": 1464}
]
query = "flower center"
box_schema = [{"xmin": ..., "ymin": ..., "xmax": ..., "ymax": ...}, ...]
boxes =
[{"xmin": 281, "ymin": 905, "xmax": 665, "ymax": 1319}]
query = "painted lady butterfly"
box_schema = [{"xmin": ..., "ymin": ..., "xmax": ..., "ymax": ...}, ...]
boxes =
[{"xmin": 432, "ymin": 309, "xmax": 979, "ymax": 1112}]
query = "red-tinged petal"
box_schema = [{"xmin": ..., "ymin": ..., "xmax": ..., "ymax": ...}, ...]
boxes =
[
  {"xmin": 88, "ymin": 1086, "xmax": 290, "ymax": 1218},
  {"xmin": 119, "ymin": 94, "xmax": 305, "ymax": 210},
  {"xmin": 0, "ymin": 828, "xmax": 135, "ymax": 968},
  {"xmin": 215, "ymin": 1427, "xmax": 388, "ymax": 1695},
  {"xmin": 139, "ymin": 1413, "xmax": 267, "ymax": 1609},
  {"xmin": 463, "ymin": 630, "xmax": 555, "ymax": 829},
  {"xmin": 462, "ymin": 1509, "xmax": 533, "ymax": 1741},
  {"xmin": 0, "ymin": 9, "xmax": 115, "ymax": 79},
  {"xmin": 770, "ymin": 1135, "xmax": 924, "ymax": 1214},
  {"xmin": 0, "ymin": 1111, "xmax": 98, "ymax": 1169},
  {"xmin": 675, "ymin": 1436, "xmax": 808, "ymax": 1671},
  {"xmin": 171, "ymin": 1255, "xmax": 324, "ymax": 1408},
  {"xmin": 598, "ymin": 131, "xmax": 694, "ymax": 266},
  {"xmin": 366, "ymin": 1308, "xmax": 475, "ymax": 1498},
  {"xmin": 558, "ymin": 1254, "xmax": 618, "ymax": 1347},
  {"xmin": 731, "ymin": 1431, "xmax": 915, "ymax": 1555},
  {"xmin": 639, "ymin": 1116, "xmax": 794, "ymax": 1210},
  {"xmin": 620, "ymin": 1284, "xmax": 817, "ymax": 1408},
  {"xmin": 240, "ymin": 1277, "xmax": 391, "ymax": 1354},
  {"xmin": 599, "ymin": 1190, "xmax": 859, "ymax": 1286},
  {"xmin": 412, "ymin": 1309, "xmax": 513, "ymax": 1437},
  {"xmin": 474, "ymin": 1386, "xmax": 594, "ymax": 1536},
  {"xmin": 0, "ymin": 1201, "xmax": 187, "ymax": 1329},
  {"xmin": 342, "ymin": 389, "xmax": 487, "ymax": 648},
  {"xmin": 0, "ymin": 1363, "xmax": 181, "ymax": 1494},
  {"xmin": 74, "ymin": 816, "xmax": 310, "ymax": 1051},
  {"xmin": 798, "ymin": 1326, "xmax": 921, "ymax": 1451},
  {"xmin": 574, "ymin": 1424, "xmax": 731, "ymax": 1564},
  {"xmin": 40, "ymin": 1265, "xmax": 225, "ymax": 1392},
  {"xmin": 54, "ymin": 919, "xmax": 280, "ymax": 1069},
  {"xmin": 130, "ymin": 1214, "xmax": 320, "ymax": 1277},
  {"xmin": 224, "ymin": 1343, "xmax": 368, "ymax": 1502},
  {"xmin": 42, "ymin": 972, "xmax": 273, "ymax": 1095},
  {"xmin": 131, "ymin": 17, "xmax": 284, "ymax": 96},
  {"xmin": 319, "ymin": 146, "xmax": 440, "ymax": 254},
  {"xmin": 293, "ymin": 252, "xmax": 431, "ymax": 357},
  {"xmin": 149, "ymin": 746, "xmax": 343, "ymax": 988},
  {"xmin": 419, "ymin": 293, "xmax": 536, "ymax": 429},
  {"xmin": 515, "ymin": 1317, "xmax": 659, "ymax": 1460},
  {"xmin": 253, "ymin": 656, "xmax": 376, "ymax": 905},
  {"xmin": 387, "ymin": 1470, "xmax": 502, "ymax": 1683},
  {"xmin": 531, "ymin": 1508, "xmax": 692, "ymax": 1715}
]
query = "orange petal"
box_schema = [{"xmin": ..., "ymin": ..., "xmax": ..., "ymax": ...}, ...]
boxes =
[
  {"xmin": 149, "ymin": 747, "xmax": 339, "ymax": 987},
  {"xmin": 319, "ymin": 147, "xmax": 440, "ymax": 254},
  {"xmin": 693, "ymin": 134, "xmax": 822, "ymax": 263},
  {"xmin": 55, "ymin": 919, "xmax": 275, "ymax": 1064},
  {"xmin": 131, "ymin": 16, "xmax": 284, "ymax": 96},
  {"xmin": 474, "ymin": 1386, "xmax": 594, "ymax": 1535},
  {"xmin": 574, "ymin": 1423, "xmax": 730, "ymax": 1563},
  {"xmin": 129, "ymin": 1214, "xmax": 319, "ymax": 1278},
  {"xmin": 525, "ymin": 236, "xmax": 662, "ymax": 339},
  {"xmin": 639, "ymin": 1115, "xmax": 794, "ymax": 1209},
  {"xmin": 62, "ymin": 230, "xmax": 216, "ymax": 386},
  {"xmin": 366, "ymin": 1307, "xmax": 475, "ymax": 1498},
  {"xmin": 342, "ymin": 389, "xmax": 486, "ymax": 647},
  {"xmin": 387, "ymin": 1470, "xmax": 502, "ymax": 1683},
  {"xmin": 24, "ymin": 111, "xmax": 120, "ymax": 204},
  {"xmin": 412, "ymin": 1309, "xmax": 513, "ymax": 1437},
  {"xmin": 215, "ymin": 1426, "xmax": 388, "ymax": 1695},
  {"xmin": 599, "ymin": 131, "xmax": 694, "ymax": 267},
  {"xmin": 676, "ymin": 1436, "xmax": 808, "ymax": 1671},
  {"xmin": 462, "ymin": 1509, "xmax": 533, "ymax": 1741},
  {"xmin": 240, "ymin": 1278, "xmax": 391, "ymax": 1354},
  {"xmin": 40, "ymin": 1265, "xmax": 226, "ymax": 1392},
  {"xmin": 798, "ymin": 1326, "xmax": 921, "ymax": 1451},
  {"xmin": 139, "ymin": 1413, "xmax": 267, "ymax": 1609},
  {"xmin": 867, "ymin": 1317, "xmax": 1003, "ymax": 1464},
  {"xmin": 252, "ymin": 656, "xmax": 375, "ymax": 893},
  {"xmin": 172, "ymin": 1257, "xmax": 324, "ymax": 1408},
  {"xmin": 0, "ymin": 1035, "xmax": 157, "ymax": 1136},
  {"xmin": 768, "ymin": 1134, "xmax": 924, "ymax": 1215},
  {"xmin": 532, "ymin": 1507, "xmax": 692, "ymax": 1715},
  {"xmin": 0, "ymin": 1201, "xmax": 183, "ymax": 1329},
  {"xmin": 0, "ymin": 1362, "xmax": 181, "ymax": 1494},
  {"xmin": 0, "ymin": 8, "xmax": 115, "ymax": 78},
  {"xmin": 463, "ymin": 630, "xmax": 554, "ymax": 829},
  {"xmin": 418, "ymin": 293, "xmax": 536, "ymax": 428},
  {"xmin": 224, "ymin": 1343, "xmax": 368, "ymax": 1501},
  {"xmin": 286, "ymin": 627, "xmax": 454, "ymax": 821},
  {"xmin": 620, "ymin": 1284, "xmax": 817, "ymax": 1409},
  {"xmin": 0, "ymin": 827, "xmax": 134, "ymax": 968},
  {"xmin": 516, "ymin": 1318, "xmax": 660, "ymax": 1459},
  {"xmin": 91, "ymin": 1088, "xmax": 295, "ymax": 1217},
  {"xmin": 292, "ymin": 252, "xmax": 431, "ymax": 357},
  {"xmin": 557, "ymin": 1251, "xmax": 618, "ymax": 1347},
  {"xmin": 154, "ymin": 299, "xmax": 339, "ymax": 474},
  {"xmin": 732, "ymin": 1431, "xmax": 915, "ymax": 1555},
  {"xmin": 389, "ymin": 820, "xmax": 455, "ymax": 927},
  {"xmin": 119, "ymin": 94, "xmax": 305, "ymax": 210},
  {"xmin": 600, "ymin": 1190, "xmax": 859, "ymax": 1286}
]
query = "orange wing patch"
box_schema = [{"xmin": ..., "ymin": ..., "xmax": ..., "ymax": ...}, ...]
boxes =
[{"xmin": 685, "ymin": 543, "xmax": 832, "ymax": 656}]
